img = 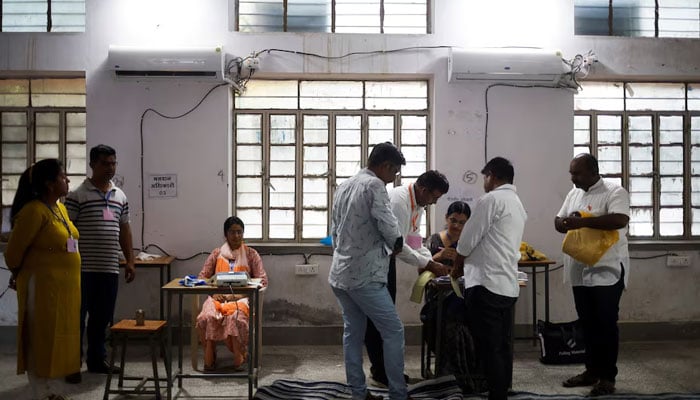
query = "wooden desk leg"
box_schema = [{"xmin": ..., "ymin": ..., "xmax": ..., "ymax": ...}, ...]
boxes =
[
  {"xmin": 103, "ymin": 333, "xmax": 118, "ymax": 400},
  {"xmin": 246, "ymin": 290, "xmax": 256, "ymax": 400},
  {"xmin": 159, "ymin": 266, "xmax": 165, "ymax": 321},
  {"xmin": 544, "ymin": 265, "xmax": 550, "ymax": 322},
  {"xmin": 119, "ymin": 334, "xmax": 127, "ymax": 388},
  {"xmin": 178, "ymin": 294, "xmax": 184, "ymax": 388},
  {"xmin": 434, "ymin": 292, "xmax": 445, "ymax": 377},
  {"xmin": 420, "ymin": 324, "xmax": 427, "ymax": 378},
  {"xmin": 166, "ymin": 291, "xmax": 173, "ymax": 400},
  {"xmin": 150, "ymin": 334, "xmax": 161, "ymax": 399},
  {"xmin": 254, "ymin": 290, "xmax": 261, "ymax": 388},
  {"xmin": 530, "ymin": 268, "xmax": 538, "ymax": 345},
  {"xmin": 164, "ymin": 264, "xmax": 171, "ymax": 320},
  {"xmin": 158, "ymin": 328, "xmax": 172, "ymax": 400}
]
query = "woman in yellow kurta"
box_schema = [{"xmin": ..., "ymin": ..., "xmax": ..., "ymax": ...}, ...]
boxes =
[{"xmin": 4, "ymin": 159, "xmax": 81, "ymax": 400}]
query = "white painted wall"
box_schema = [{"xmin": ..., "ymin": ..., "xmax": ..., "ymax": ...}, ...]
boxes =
[{"xmin": 2, "ymin": 0, "xmax": 700, "ymax": 329}]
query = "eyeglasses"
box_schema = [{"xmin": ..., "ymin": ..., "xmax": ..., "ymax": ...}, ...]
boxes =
[
  {"xmin": 98, "ymin": 160, "xmax": 118, "ymax": 167},
  {"xmin": 448, "ymin": 217, "xmax": 467, "ymax": 226},
  {"xmin": 427, "ymin": 190, "xmax": 443, "ymax": 202}
]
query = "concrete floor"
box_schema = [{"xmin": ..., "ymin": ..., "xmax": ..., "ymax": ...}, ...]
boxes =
[{"xmin": 1, "ymin": 340, "xmax": 699, "ymax": 399}]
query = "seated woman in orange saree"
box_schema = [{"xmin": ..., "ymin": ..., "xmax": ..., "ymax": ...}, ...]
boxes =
[{"xmin": 196, "ymin": 216, "xmax": 268, "ymax": 370}]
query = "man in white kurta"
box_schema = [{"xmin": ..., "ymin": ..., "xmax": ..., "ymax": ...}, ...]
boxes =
[
  {"xmin": 389, "ymin": 171, "xmax": 449, "ymax": 271},
  {"xmin": 555, "ymin": 153, "xmax": 629, "ymax": 396},
  {"xmin": 452, "ymin": 157, "xmax": 527, "ymax": 400},
  {"xmin": 364, "ymin": 170, "xmax": 450, "ymax": 385}
]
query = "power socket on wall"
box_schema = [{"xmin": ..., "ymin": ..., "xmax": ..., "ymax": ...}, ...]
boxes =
[
  {"xmin": 667, "ymin": 255, "xmax": 691, "ymax": 267},
  {"xmin": 295, "ymin": 264, "xmax": 319, "ymax": 275}
]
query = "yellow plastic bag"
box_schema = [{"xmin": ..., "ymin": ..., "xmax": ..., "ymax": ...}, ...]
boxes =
[{"xmin": 561, "ymin": 211, "xmax": 619, "ymax": 266}]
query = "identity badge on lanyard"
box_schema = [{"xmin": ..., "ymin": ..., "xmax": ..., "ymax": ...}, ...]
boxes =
[
  {"xmin": 67, "ymin": 237, "xmax": 79, "ymax": 253},
  {"xmin": 406, "ymin": 185, "xmax": 422, "ymax": 250},
  {"xmin": 45, "ymin": 203, "xmax": 78, "ymax": 253},
  {"xmin": 102, "ymin": 190, "xmax": 115, "ymax": 221}
]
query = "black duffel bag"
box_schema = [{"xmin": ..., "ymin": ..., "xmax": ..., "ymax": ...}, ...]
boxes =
[{"xmin": 537, "ymin": 319, "xmax": 586, "ymax": 364}]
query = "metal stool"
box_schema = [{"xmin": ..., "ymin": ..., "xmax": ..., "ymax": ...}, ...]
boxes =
[{"xmin": 103, "ymin": 319, "xmax": 171, "ymax": 400}]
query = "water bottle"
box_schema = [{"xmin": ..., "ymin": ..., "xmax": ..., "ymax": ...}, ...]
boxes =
[{"xmin": 135, "ymin": 309, "xmax": 145, "ymax": 326}]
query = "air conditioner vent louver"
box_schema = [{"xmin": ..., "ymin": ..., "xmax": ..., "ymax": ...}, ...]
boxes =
[{"xmin": 114, "ymin": 70, "xmax": 218, "ymax": 78}]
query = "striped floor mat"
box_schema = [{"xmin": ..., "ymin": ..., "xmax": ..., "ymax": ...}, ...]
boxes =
[
  {"xmin": 254, "ymin": 375, "xmax": 463, "ymax": 399},
  {"xmin": 254, "ymin": 377, "xmax": 700, "ymax": 400},
  {"xmin": 506, "ymin": 394, "xmax": 700, "ymax": 400}
]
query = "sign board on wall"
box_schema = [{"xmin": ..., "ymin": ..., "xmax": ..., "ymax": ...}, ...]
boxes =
[{"xmin": 148, "ymin": 174, "xmax": 177, "ymax": 198}]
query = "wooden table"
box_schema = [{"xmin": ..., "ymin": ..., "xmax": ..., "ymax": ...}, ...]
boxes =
[
  {"xmin": 161, "ymin": 279, "xmax": 261, "ymax": 400},
  {"xmin": 104, "ymin": 319, "xmax": 171, "ymax": 400},
  {"xmin": 121, "ymin": 256, "xmax": 175, "ymax": 320},
  {"xmin": 518, "ymin": 259, "xmax": 556, "ymax": 340}
]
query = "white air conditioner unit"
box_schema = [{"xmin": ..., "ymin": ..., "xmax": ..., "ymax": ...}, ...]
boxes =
[
  {"xmin": 448, "ymin": 48, "xmax": 568, "ymax": 86},
  {"xmin": 108, "ymin": 45, "xmax": 225, "ymax": 80}
]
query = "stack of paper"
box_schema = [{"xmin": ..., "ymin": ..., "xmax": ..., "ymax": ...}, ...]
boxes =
[{"xmin": 517, "ymin": 270, "xmax": 528, "ymax": 283}]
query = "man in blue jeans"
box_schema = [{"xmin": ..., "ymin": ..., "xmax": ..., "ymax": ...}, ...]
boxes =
[
  {"xmin": 329, "ymin": 142, "xmax": 411, "ymax": 400},
  {"xmin": 65, "ymin": 144, "xmax": 136, "ymax": 383}
]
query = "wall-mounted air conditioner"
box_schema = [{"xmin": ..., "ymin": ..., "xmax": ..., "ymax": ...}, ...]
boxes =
[
  {"xmin": 448, "ymin": 48, "xmax": 568, "ymax": 86},
  {"xmin": 108, "ymin": 45, "xmax": 225, "ymax": 80}
]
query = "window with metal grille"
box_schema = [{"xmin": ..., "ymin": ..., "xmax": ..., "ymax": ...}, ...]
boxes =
[
  {"xmin": 574, "ymin": 0, "xmax": 700, "ymax": 38},
  {"xmin": 1, "ymin": 78, "xmax": 86, "ymax": 233},
  {"xmin": 233, "ymin": 79, "xmax": 430, "ymax": 242},
  {"xmin": 1, "ymin": 0, "xmax": 85, "ymax": 32},
  {"xmin": 235, "ymin": 0, "xmax": 429, "ymax": 33},
  {"xmin": 574, "ymin": 81, "xmax": 700, "ymax": 241}
]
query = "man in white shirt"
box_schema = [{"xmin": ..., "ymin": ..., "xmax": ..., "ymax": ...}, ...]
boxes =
[
  {"xmin": 365, "ymin": 170, "xmax": 450, "ymax": 386},
  {"xmin": 555, "ymin": 153, "xmax": 629, "ymax": 397},
  {"xmin": 329, "ymin": 142, "xmax": 411, "ymax": 400},
  {"xmin": 451, "ymin": 157, "xmax": 527, "ymax": 400}
]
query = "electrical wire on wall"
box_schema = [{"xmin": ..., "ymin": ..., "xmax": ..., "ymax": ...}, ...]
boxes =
[
  {"xmin": 225, "ymin": 55, "xmax": 257, "ymax": 94},
  {"xmin": 630, "ymin": 252, "xmax": 679, "ymax": 260},
  {"xmin": 0, "ymin": 282, "xmax": 11, "ymax": 300},
  {"xmin": 520, "ymin": 251, "xmax": 681, "ymax": 278},
  {"xmin": 142, "ymin": 243, "xmax": 210, "ymax": 261},
  {"xmin": 139, "ymin": 83, "xmax": 228, "ymax": 251},
  {"xmin": 560, "ymin": 50, "xmax": 597, "ymax": 90},
  {"xmin": 225, "ymin": 45, "xmax": 455, "ymax": 94},
  {"xmin": 526, "ymin": 264, "xmax": 564, "ymax": 274},
  {"xmin": 251, "ymin": 45, "xmax": 454, "ymax": 60}
]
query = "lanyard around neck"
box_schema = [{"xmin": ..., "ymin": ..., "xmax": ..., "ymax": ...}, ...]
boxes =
[
  {"xmin": 90, "ymin": 178, "xmax": 113, "ymax": 204},
  {"xmin": 44, "ymin": 202, "xmax": 73, "ymax": 238},
  {"xmin": 96, "ymin": 187, "xmax": 113, "ymax": 207},
  {"xmin": 407, "ymin": 184, "xmax": 419, "ymax": 232}
]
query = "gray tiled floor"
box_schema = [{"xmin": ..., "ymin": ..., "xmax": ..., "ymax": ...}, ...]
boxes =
[{"xmin": 1, "ymin": 340, "xmax": 699, "ymax": 399}]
